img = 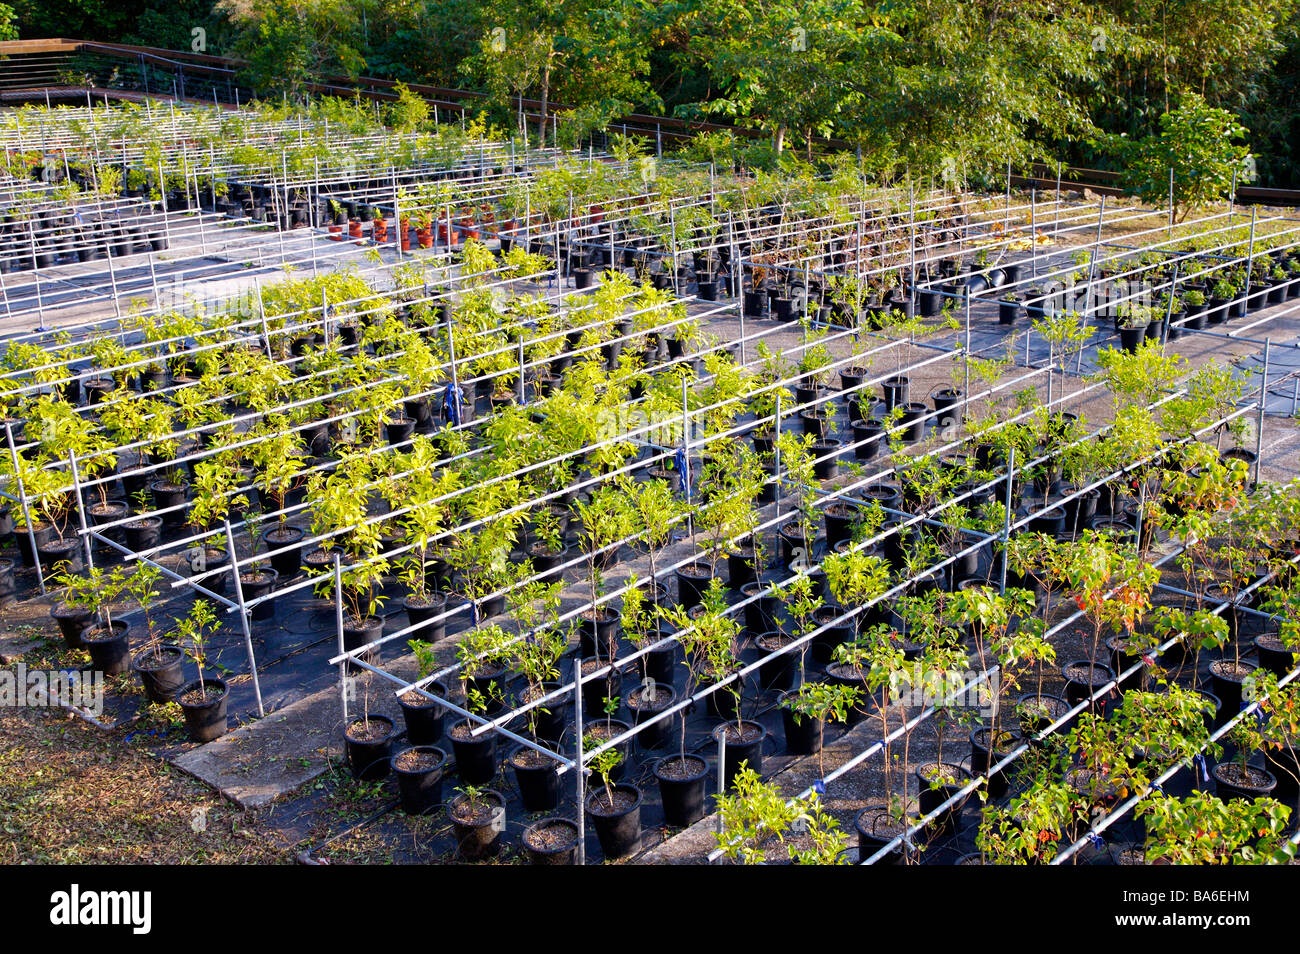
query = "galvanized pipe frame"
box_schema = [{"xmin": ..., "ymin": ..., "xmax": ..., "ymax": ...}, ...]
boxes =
[
  {"xmin": 335, "ymin": 337, "xmax": 1231, "ymax": 767},
  {"xmin": 2, "ymin": 210, "xmax": 1268, "ymax": 574},
  {"xmin": 702, "ymin": 395, "xmax": 1268, "ymax": 868}
]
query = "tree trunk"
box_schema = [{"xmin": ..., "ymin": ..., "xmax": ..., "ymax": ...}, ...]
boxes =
[
  {"xmin": 539, "ymin": 63, "xmax": 551, "ymax": 147},
  {"xmin": 773, "ymin": 124, "xmax": 786, "ymax": 154}
]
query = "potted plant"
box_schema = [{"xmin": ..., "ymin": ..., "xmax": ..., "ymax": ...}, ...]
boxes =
[
  {"xmin": 448, "ymin": 784, "xmax": 506, "ymax": 859},
  {"xmin": 175, "ymin": 599, "xmax": 230, "ymax": 743},
  {"xmin": 125, "ymin": 563, "xmax": 185, "ymax": 703},
  {"xmin": 584, "ymin": 744, "xmax": 642, "ymax": 859}
]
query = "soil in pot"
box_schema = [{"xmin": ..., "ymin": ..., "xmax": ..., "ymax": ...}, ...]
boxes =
[
  {"xmin": 397, "ymin": 680, "xmax": 447, "ymax": 745},
  {"xmin": 522, "ymin": 817, "xmax": 580, "ymax": 865},
  {"xmin": 510, "ymin": 745, "xmax": 562, "ymax": 813},
  {"xmin": 81, "ymin": 621, "xmax": 131, "ymax": 675},
  {"xmin": 131, "ymin": 643, "xmax": 185, "ymax": 703},
  {"xmin": 1212, "ymin": 761, "xmax": 1277, "ymax": 802},
  {"xmin": 713, "ymin": 720, "xmax": 766, "ymax": 791},
  {"xmin": 585, "ymin": 783, "xmax": 642, "ymax": 860},
  {"xmin": 448, "ymin": 719, "xmax": 499, "ymax": 785},
  {"xmin": 450, "ymin": 789, "xmax": 506, "ymax": 859},
  {"xmin": 625, "ymin": 682, "xmax": 676, "ymax": 750},
  {"xmin": 345, "ymin": 715, "xmax": 396, "ymax": 781},
  {"xmin": 178, "ymin": 678, "xmax": 229, "ymax": 743},
  {"xmin": 393, "ymin": 745, "xmax": 447, "ymax": 815},
  {"xmin": 654, "ymin": 754, "xmax": 710, "ymax": 827}
]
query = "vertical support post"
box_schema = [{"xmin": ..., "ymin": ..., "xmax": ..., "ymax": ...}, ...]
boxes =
[
  {"xmin": 256, "ymin": 280, "xmax": 273, "ymax": 359},
  {"xmin": 68, "ymin": 453, "xmax": 95, "ymax": 573},
  {"xmin": 225, "ymin": 520, "xmax": 265, "ymax": 718},
  {"xmin": 1077, "ymin": 196, "xmax": 1106, "ymax": 374},
  {"xmin": 716, "ymin": 728, "xmax": 728, "ymax": 798},
  {"xmin": 334, "ymin": 552, "xmax": 348, "ymax": 725},
  {"xmin": 1255, "ymin": 339, "xmax": 1270, "ymax": 490},
  {"xmin": 998, "ymin": 447, "xmax": 1015, "ymax": 595},
  {"xmin": 1029, "ymin": 188, "xmax": 1037, "ymax": 280},
  {"xmin": 1168, "ymin": 167, "xmax": 1175, "ymax": 235},
  {"xmin": 773, "ymin": 393, "xmax": 783, "ymax": 525},
  {"xmin": 1245, "ymin": 206, "xmax": 1259, "ymax": 312},
  {"xmin": 681, "ymin": 376, "xmax": 693, "ymax": 539},
  {"xmin": 6, "ymin": 421, "xmax": 45, "ymax": 594},
  {"xmin": 573, "ymin": 658, "xmax": 586, "ymax": 866}
]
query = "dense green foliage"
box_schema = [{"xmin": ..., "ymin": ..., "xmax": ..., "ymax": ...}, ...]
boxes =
[{"xmin": 9, "ymin": 0, "xmax": 1300, "ymax": 186}]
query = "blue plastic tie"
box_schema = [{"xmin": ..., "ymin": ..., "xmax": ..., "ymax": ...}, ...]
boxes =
[
  {"xmin": 674, "ymin": 445, "xmax": 689, "ymax": 495},
  {"xmin": 1087, "ymin": 832, "xmax": 1104, "ymax": 849},
  {"xmin": 1193, "ymin": 753, "xmax": 1210, "ymax": 782},
  {"xmin": 443, "ymin": 383, "xmax": 462, "ymax": 427},
  {"xmin": 813, "ymin": 779, "xmax": 826, "ymax": 796}
]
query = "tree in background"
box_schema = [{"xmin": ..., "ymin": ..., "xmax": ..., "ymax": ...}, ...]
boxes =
[
  {"xmin": 462, "ymin": 0, "xmax": 657, "ymax": 144},
  {"xmin": 676, "ymin": 0, "xmax": 860, "ymax": 156},
  {"xmin": 217, "ymin": 0, "xmax": 365, "ymax": 96},
  {"xmin": 0, "ymin": 3, "xmax": 17, "ymax": 40},
  {"xmin": 1102, "ymin": 94, "xmax": 1253, "ymax": 221}
]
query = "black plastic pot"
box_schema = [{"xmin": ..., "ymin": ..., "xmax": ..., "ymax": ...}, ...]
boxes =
[
  {"xmin": 810, "ymin": 606, "xmax": 854, "ymax": 663},
  {"xmin": 713, "ymin": 720, "xmax": 766, "ymax": 791},
  {"xmin": 178, "ymin": 678, "xmax": 229, "ymax": 743},
  {"xmin": 1212, "ymin": 762, "xmax": 1277, "ymax": 802},
  {"xmin": 131, "ymin": 644, "xmax": 186, "ymax": 703},
  {"xmin": 264, "ymin": 526, "xmax": 305, "ymax": 578},
  {"xmin": 585, "ymin": 783, "xmax": 642, "ymax": 859},
  {"xmin": 1061, "ymin": 660, "xmax": 1115, "ymax": 707},
  {"xmin": 625, "ymin": 681, "xmax": 676, "ymax": 750},
  {"xmin": 675, "ymin": 561, "xmax": 715, "ymax": 609},
  {"xmin": 510, "ymin": 747, "xmax": 563, "ymax": 813},
  {"xmin": 345, "ymin": 714, "xmax": 396, "ymax": 780},
  {"xmin": 51, "ymin": 603, "xmax": 94, "ymax": 648},
  {"xmin": 149, "ymin": 480, "xmax": 189, "ymax": 527},
  {"xmin": 854, "ymin": 808, "xmax": 907, "ymax": 865},
  {"xmin": 726, "ymin": 547, "xmax": 758, "ymax": 589},
  {"xmin": 448, "ymin": 719, "xmax": 498, "ymax": 784},
  {"xmin": 850, "ymin": 418, "xmax": 886, "ymax": 460},
  {"xmin": 1255, "ymin": 635, "xmax": 1297, "ymax": 678},
  {"xmin": 578, "ymin": 605, "xmax": 621, "ymax": 660},
  {"xmin": 393, "ymin": 745, "xmax": 447, "ymax": 814},
  {"xmin": 882, "ymin": 375, "xmax": 910, "ymax": 411},
  {"xmin": 779, "ymin": 690, "xmax": 824, "ymax": 755},
  {"xmin": 999, "ymin": 300, "xmax": 1021, "ymax": 325},
  {"xmin": 82, "ymin": 621, "xmax": 131, "ymax": 675},
  {"xmin": 915, "ymin": 762, "xmax": 971, "ymax": 835},
  {"xmin": 38, "ymin": 536, "xmax": 82, "ymax": 573},
  {"xmin": 652, "ymin": 755, "xmax": 710, "ymax": 828},
  {"xmin": 341, "ymin": 614, "xmax": 385, "ymax": 672},
  {"xmin": 824, "ymin": 664, "xmax": 873, "ymax": 725},
  {"xmin": 756, "ymin": 632, "xmax": 800, "ymax": 691},
  {"xmin": 522, "ymin": 818, "xmax": 580, "ymax": 865},
  {"xmin": 397, "ymin": 679, "xmax": 447, "ymax": 745},
  {"xmin": 970, "ymin": 727, "xmax": 1019, "ymax": 798},
  {"xmin": 1208, "ymin": 659, "xmax": 1256, "ymax": 715},
  {"xmin": 450, "ymin": 789, "xmax": 506, "ymax": 859},
  {"xmin": 740, "ymin": 581, "xmax": 780, "ymax": 638},
  {"xmin": 240, "ymin": 567, "xmax": 278, "ymax": 621},
  {"xmin": 898, "ymin": 402, "xmax": 928, "ymax": 443},
  {"xmin": 403, "ymin": 592, "xmax": 448, "ymax": 642}
]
